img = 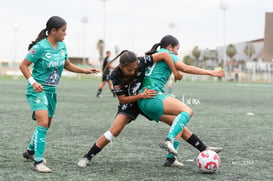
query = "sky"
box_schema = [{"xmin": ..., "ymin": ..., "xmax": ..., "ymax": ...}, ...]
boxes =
[{"xmin": 1, "ymin": 0, "xmax": 273, "ymax": 65}]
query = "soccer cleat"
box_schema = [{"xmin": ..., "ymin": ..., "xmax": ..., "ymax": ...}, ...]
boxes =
[
  {"xmin": 77, "ymin": 157, "xmax": 90, "ymax": 168},
  {"xmin": 33, "ymin": 162, "xmax": 52, "ymax": 173},
  {"xmin": 23, "ymin": 150, "xmax": 47, "ymax": 163},
  {"xmin": 159, "ymin": 140, "xmax": 178, "ymax": 156},
  {"xmin": 96, "ymin": 94, "xmax": 102, "ymax": 98},
  {"xmin": 164, "ymin": 158, "xmax": 184, "ymax": 167},
  {"xmin": 206, "ymin": 146, "xmax": 223, "ymax": 153}
]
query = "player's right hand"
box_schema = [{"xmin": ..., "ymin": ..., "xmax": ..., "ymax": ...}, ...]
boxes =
[
  {"xmin": 32, "ymin": 82, "xmax": 44, "ymax": 93},
  {"xmin": 141, "ymin": 88, "xmax": 157, "ymax": 99}
]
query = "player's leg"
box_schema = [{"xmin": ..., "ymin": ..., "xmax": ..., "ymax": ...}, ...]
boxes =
[
  {"xmin": 23, "ymin": 92, "xmax": 56, "ymax": 172},
  {"xmin": 182, "ymin": 127, "xmax": 222, "ymax": 153},
  {"xmin": 157, "ymin": 96, "xmax": 192, "ymax": 155},
  {"xmin": 107, "ymin": 80, "xmax": 116, "ymax": 97},
  {"xmin": 31, "ymin": 110, "xmax": 51, "ymax": 172},
  {"xmin": 77, "ymin": 114, "xmax": 131, "ymax": 168},
  {"xmin": 96, "ymin": 81, "xmax": 106, "ymax": 97},
  {"xmin": 163, "ymin": 96, "xmax": 193, "ymax": 141},
  {"xmin": 159, "ymin": 115, "xmax": 222, "ymax": 166}
]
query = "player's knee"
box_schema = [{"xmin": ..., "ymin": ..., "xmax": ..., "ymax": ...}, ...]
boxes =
[
  {"xmin": 104, "ymin": 130, "xmax": 116, "ymax": 142},
  {"xmin": 185, "ymin": 109, "xmax": 193, "ymax": 117}
]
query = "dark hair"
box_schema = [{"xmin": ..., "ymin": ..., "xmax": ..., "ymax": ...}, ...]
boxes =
[
  {"xmin": 104, "ymin": 50, "xmax": 136, "ymax": 73},
  {"xmin": 145, "ymin": 35, "xmax": 179, "ymax": 55},
  {"xmin": 103, "ymin": 50, "xmax": 137, "ymax": 87},
  {"xmin": 28, "ymin": 16, "xmax": 67, "ymax": 50}
]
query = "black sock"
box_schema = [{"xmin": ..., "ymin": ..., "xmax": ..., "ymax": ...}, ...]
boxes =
[
  {"xmin": 34, "ymin": 160, "xmax": 43, "ymax": 165},
  {"xmin": 84, "ymin": 143, "xmax": 102, "ymax": 160},
  {"xmin": 111, "ymin": 89, "xmax": 116, "ymax": 96},
  {"xmin": 187, "ymin": 134, "xmax": 207, "ymax": 152},
  {"xmin": 97, "ymin": 89, "xmax": 102, "ymax": 95},
  {"xmin": 27, "ymin": 149, "xmax": 34, "ymax": 155}
]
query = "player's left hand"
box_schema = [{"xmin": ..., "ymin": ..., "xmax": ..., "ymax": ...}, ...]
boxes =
[
  {"xmin": 85, "ymin": 68, "xmax": 100, "ymax": 74},
  {"xmin": 210, "ymin": 69, "xmax": 225, "ymax": 77}
]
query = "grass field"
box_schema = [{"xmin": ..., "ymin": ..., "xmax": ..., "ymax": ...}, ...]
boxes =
[{"xmin": 0, "ymin": 77, "xmax": 273, "ymax": 181}]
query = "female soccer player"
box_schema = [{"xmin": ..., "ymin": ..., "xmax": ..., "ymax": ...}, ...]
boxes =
[
  {"xmin": 96, "ymin": 50, "xmax": 116, "ymax": 97},
  {"xmin": 137, "ymin": 35, "xmax": 225, "ymax": 156},
  {"xmin": 19, "ymin": 16, "xmax": 99, "ymax": 173}
]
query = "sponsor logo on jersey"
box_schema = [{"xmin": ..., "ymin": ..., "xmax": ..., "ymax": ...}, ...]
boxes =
[{"xmin": 45, "ymin": 52, "xmax": 51, "ymax": 58}]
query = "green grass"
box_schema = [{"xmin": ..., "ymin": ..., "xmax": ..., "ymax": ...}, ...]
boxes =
[{"xmin": 1, "ymin": 77, "xmax": 273, "ymax": 181}]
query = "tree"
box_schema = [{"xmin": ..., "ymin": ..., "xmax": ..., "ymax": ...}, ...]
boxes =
[
  {"xmin": 183, "ymin": 55, "xmax": 194, "ymax": 65},
  {"xmin": 226, "ymin": 44, "xmax": 237, "ymax": 61},
  {"xmin": 97, "ymin": 39, "xmax": 105, "ymax": 68},
  {"xmin": 192, "ymin": 46, "xmax": 201, "ymax": 66},
  {"xmin": 244, "ymin": 42, "xmax": 255, "ymax": 61}
]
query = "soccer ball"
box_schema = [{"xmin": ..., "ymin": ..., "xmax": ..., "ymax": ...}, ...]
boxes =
[{"xmin": 196, "ymin": 150, "xmax": 221, "ymax": 173}]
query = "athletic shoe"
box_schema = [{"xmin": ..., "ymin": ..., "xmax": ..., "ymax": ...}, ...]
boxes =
[
  {"xmin": 96, "ymin": 94, "xmax": 102, "ymax": 98},
  {"xmin": 159, "ymin": 140, "xmax": 178, "ymax": 156},
  {"xmin": 206, "ymin": 146, "xmax": 222, "ymax": 153},
  {"xmin": 164, "ymin": 158, "xmax": 184, "ymax": 167},
  {"xmin": 33, "ymin": 162, "xmax": 52, "ymax": 173},
  {"xmin": 23, "ymin": 150, "xmax": 47, "ymax": 163},
  {"xmin": 77, "ymin": 157, "xmax": 90, "ymax": 168}
]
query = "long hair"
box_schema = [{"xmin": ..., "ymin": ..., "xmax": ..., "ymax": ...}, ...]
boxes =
[
  {"xmin": 145, "ymin": 35, "xmax": 179, "ymax": 55},
  {"xmin": 28, "ymin": 16, "xmax": 67, "ymax": 50},
  {"xmin": 104, "ymin": 50, "xmax": 137, "ymax": 87}
]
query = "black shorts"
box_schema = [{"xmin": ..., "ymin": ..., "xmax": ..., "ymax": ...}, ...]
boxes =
[
  {"xmin": 102, "ymin": 73, "xmax": 111, "ymax": 81},
  {"xmin": 116, "ymin": 102, "xmax": 153, "ymax": 122}
]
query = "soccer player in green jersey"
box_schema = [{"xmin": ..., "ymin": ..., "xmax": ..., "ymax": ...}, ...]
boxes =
[
  {"xmin": 137, "ymin": 35, "xmax": 225, "ymax": 157},
  {"xmin": 19, "ymin": 16, "xmax": 99, "ymax": 173}
]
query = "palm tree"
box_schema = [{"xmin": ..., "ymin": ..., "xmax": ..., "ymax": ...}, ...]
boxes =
[
  {"xmin": 192, "ymin": 46, "xmax": 200, "ymax": 66},
  {"xmin": 202, "ymin": 49, "xmax": 211, "ymax": 68},
  {"xmin": 183, "ymin": 55, "xmax": 194, "ymax": 65},
  {"xmin": 97, "ymin": 39, "xmax": 105, "ymax": 68},
  {"xmin": 244, "ymin": 42, "xmax": 255, "ymax": 62},
  {"xmin": 226, "ymin": 44, "xmax": 237, "ymax": 61}
]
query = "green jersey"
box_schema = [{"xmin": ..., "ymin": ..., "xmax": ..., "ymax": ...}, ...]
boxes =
[
  {"xmin": 142, "ymin": 48, "xmax": 180, "ymax": 93},
  {"xmin": 25, "ymin": 38, "xmax": 68, "ymax": 93}
]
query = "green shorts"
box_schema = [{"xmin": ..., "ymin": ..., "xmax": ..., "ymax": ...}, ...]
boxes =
[
  {"xmin": 26, "ymin": 91, "xmax": 57, "ymax": 119},
  {"xmin": 137, "ymin": 93, "xmax": 169, "ymax": 122}
]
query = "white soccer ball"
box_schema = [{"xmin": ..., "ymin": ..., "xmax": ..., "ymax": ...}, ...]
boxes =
[{"xmin": 196, "ymin": 150, "xmax": 221, "ymax": 173}]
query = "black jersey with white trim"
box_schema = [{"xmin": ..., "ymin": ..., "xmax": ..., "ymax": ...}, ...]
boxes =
[{"xmin": 111, "ymin": 55, "xmax": 153, "ymax": 97}]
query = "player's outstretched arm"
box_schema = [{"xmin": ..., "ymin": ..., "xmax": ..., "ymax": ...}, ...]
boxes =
[
  {"xmin": 64, "ymin": 59, "xmax": 100, "ymax": 74},
  {"xmin": 175, "ymin": 61, "xmax": 225, "ymax": 77},
  {"xmin": 117, "ymin": 88, "xmax": 156, "ymax": 104}
]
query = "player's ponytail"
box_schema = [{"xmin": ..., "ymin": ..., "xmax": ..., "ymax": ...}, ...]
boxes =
[
  {"xmin": 102, "ymin": 50, "xmax": 138, "ymax": 75},
  {"xmin": 102, "ymin": 50, "xmax": 128, "ymax": 75},
  {"xmin": 145, "ymin": 35, "xmax": 179, "ymax": 55},
  {"xmin": 28, "ymin": 29, "xmax": 47, "ymax": 50},
  {"xmin": 145, "ymin": 43, "xmax": 161, "ymax": 55},
  {"xmin": 28, "ymin": 16, "xmax": 67, "ymax": 50}
]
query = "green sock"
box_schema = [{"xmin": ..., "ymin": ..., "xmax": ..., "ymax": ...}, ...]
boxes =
[
  {"xmin": 27, "ymin": 129, "xmax": 36, "ymax": 151},
  {"xmin": 34, "ymin": 126, "xmax": 48, "ymax": 162},
  {"xmin": 167, "ymin": 112, "xmax": 190, "ymax": 141},
  {"xmin": 166, "ymin": 139, "xmax": 180, "ymax": 158}
]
